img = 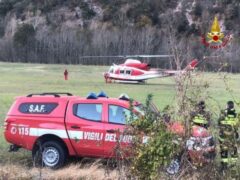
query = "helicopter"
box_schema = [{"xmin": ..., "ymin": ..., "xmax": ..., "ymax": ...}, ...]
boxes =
[
  {"xmin": 78, "ymin": 55, "xmax": 198, "ymax": 83},
  {"xmin": 102, "ymin": 56, "xmax": 198, "ymax": 83}
]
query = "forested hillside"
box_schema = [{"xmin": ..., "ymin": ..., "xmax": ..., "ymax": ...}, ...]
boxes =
[{"xmin": 0, "ymin": 0, "xmax": 239, "ymax": 71}]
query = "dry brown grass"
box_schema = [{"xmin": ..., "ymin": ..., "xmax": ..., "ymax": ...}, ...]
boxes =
[
  {"xmin": 0, "ymin": 157, "xmax": 239, "ymax": 179},
  {"xmin": 0, "ymin": 162, "xmax": 119, "ymax": 180}
]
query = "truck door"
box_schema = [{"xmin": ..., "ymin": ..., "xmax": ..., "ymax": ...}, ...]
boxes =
[
  {"xmin": 103, "ymin": 104, "xmax": 133, "ymax": 157},
  {"xmin": 65, "ymin": 100, "xmax": 106, "ymax": 157}
]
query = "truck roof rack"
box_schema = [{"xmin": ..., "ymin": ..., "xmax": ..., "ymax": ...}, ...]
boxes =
[{"xmin": 27, "ymin": 93, "xmax": 73, "ymax": 97}]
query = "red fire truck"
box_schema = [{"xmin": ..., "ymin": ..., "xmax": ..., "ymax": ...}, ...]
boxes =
[{"xmin": 4, "ymin": 92, "xmax": 143, "ymax": 168}]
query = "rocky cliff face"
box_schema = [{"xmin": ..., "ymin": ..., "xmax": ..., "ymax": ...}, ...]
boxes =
[
  {"xmin": 1, "ymin": 0, "xmax": 105, "ymax": 38},
  {"xmin": 0, "ymin": 0, "xmax": 239, "ymax": 71},
  {"xmin": 0, "ymin": 0, "xmax": 239, "ymax": 38}
]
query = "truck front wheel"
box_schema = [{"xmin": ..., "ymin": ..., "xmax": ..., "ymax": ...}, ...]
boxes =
[{"xmin": 33, "ymin": 141, "xmax": 67, "ymax": 169}]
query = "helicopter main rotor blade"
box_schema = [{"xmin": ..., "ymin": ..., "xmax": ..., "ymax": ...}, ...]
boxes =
[
  {"xmin": 78, "ymin": 55, "xmax": 174, "ymax": 58},
  {"xmin": 126, "ymin": 55, "xmax": 174, "ymax": 58},
  {"xmin": 78, "ymin": 56, "xmax": 124, "ymax": 58}
]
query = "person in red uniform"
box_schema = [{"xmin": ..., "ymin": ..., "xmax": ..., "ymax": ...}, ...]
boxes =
[{"xmin": 64, "ymin": 69, "xmax": 68, "ymax": 80}]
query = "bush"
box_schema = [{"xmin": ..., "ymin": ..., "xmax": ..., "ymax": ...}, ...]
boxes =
[
  {"xmin": 0, "ymin": 25, "xmax": 5, "ymax": 37},
  {"xmin": 210, "ymin": 6, "xmax": 224, "ymax": 14},
  {"xmin": 224, "ymin": 19, "xmax": 235, "ymax": 31},
  {"xmin": 0, "ymin": 0, "xmax": 13, "ymax": 16},
  {"xmin": 225, "ymin": 4, "xmax": 239, "ymax": 20},
  {"xmin": 80, "ymin": 2, "xmax": 96, "ymax": 20},
  {"xmin": 126, "ymin": 1, "xmax": 162, "ymax": 26},
  {"xmin": 13, "ymin": 24, "xmax": 35, "ymax": 46},
  {"xmin": 129, "ymin": 95, "xmax": 179, "ymax": 179},
  {"xmin": 37, "ymin": 0, "xmax": 65, "ymax": 13},
  {"xmin": 193, "ymin": 2, "xmax": 202, "ymax": 17},
  {"xmin": 136, "ymin": 15, "xmax": 152, "ymax": 28},
  {"xmin": 13, "ymin": 1, "xmax": 27, "ymax": 19},
  {"xmin": 175, "ymin": 13, "xmax": 189, "ymax": 34}
]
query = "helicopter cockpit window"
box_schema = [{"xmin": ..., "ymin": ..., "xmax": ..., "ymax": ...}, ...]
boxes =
[
  {"xmin": 108, "ymin": 67, "xmax": 114, "ymax": 73},
  {"xmin": 126, "ymin": 70, "xmax": 131, "ymax": 75}
]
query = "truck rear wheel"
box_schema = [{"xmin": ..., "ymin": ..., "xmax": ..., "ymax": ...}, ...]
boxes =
[{"xmin": 33, "ymin": 141, "xmax": 66, "ymax": 169}]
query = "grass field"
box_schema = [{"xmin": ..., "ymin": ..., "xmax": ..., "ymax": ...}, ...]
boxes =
[{"xmin": 0, "ymin": 62, "xmax": 240, "ymax": 178}]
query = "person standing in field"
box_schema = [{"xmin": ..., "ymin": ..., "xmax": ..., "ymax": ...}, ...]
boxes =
[
  {"xmin": 218, "ymin": 101, "xmax": 239, "ymax": 170},
  {"xmin": 64, "ymin": 69, "xmax": 68, "ymax": 80}
]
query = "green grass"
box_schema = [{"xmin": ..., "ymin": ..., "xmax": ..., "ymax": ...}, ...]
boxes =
[{"xmin": 0, "ymin": 62, "xmax": 240, "ymax": 161}]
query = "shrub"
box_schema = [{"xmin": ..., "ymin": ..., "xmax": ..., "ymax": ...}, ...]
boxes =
[
  {"xmin": 13, "ymin": 24, "xmax": 35, "ymax": 46},
  {"xmin": 38, "ymin": 0, "xmax": 65, "ymax": 13},
  {"xmin": 193, "ymin": 2, "xmax": 202, "ymax": 17},
  {"xmin": 0, "ymin": 25, "xmax": 5, "ymax": 37},
  {"xmin": 0, "ymin": 0, "xmax": 13, "ymax": 16},
  {"xmin": 13, "ymin": 1, "xmax": 27, "ymax": 19},
  {"xmin": 136, "ymin": 15, "xmax": 152, "ymax": 28},
  {"xmin": 225, "ymin": 4, "xmax": 239, "ymax": 20},
  {"xmin": 80, "ymin": 2, "xmax": 96, "ymax": 20},
  {"xmin": 129, "ymin": 95, "xmax": 179, "ymax": 179},
  {"xmin": 175, "ymin": 13, "xmax": 189, "ymax": 34}
]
